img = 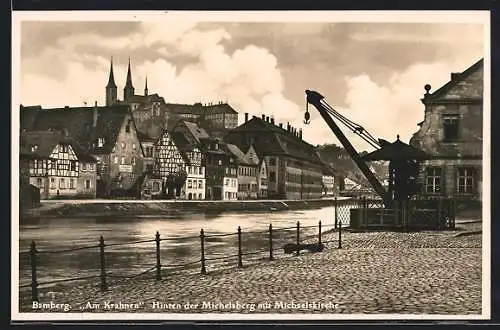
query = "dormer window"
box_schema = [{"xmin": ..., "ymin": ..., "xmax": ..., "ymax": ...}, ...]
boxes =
[
  {"xmin": 98, "ymin": 137, "xmax": 105, "ymax": 148},
  {"xmin": 30, "ymin": 145, "xmax": 39, "ymax": 153}
]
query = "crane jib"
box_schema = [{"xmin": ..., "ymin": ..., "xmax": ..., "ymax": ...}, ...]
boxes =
[{"xmin": 305, "ymin": 89, "xmax": 391, "ymax": 206}]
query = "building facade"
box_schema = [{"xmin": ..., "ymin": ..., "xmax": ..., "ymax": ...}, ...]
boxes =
[
  {"xmin": 20, "ymin": 130, "xmax": 97, "ymax": 199},
  {"xmin": 224, "ymin": 114, "xmax": 324, "ymax": 200},
  {"xmin": 410, "ymin": 59, "xmax": 483, "ymax": 202},
  {"xmin": 20, "ymin": 104, "xmax": 144, "ymax": 197},
  {"xmin": 227, "ymin": 144, "xmax": 259, "ymax": 200}
]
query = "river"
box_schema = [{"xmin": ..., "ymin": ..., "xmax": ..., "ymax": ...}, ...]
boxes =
[{"xmin": 18, "ymin": 202, "xmax": 357, "ymax": 290}]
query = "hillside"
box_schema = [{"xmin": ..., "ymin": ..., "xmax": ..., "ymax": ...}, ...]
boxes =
[{"xmin": 315, "ymin": 143, "xmax": 388, "ymax": 188}]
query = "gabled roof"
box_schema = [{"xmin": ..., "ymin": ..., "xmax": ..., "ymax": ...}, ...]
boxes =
[
  {"xmin": 202, "ymin": 103, "xmax": 238, "ymax": 115},
  {"xmin": 225, "ymin": 117, "xmax": 322, "ymax": 165},
  {"xmin": 181, "ymin": 121, "xmax": 210, "ymax": 144},
  {"xmin": 20, "ymin": 130, "xmax": 97, "ymax": 162},
  {"xmin": 126, "ymin": 93, "xmax": 166, "ymax": 104},
  {"xmin": 422, "ymin": 58, "xmax": 483, "ymax": 103},
  {"xmin": 20, "ymin": 104, "xmax": 133, "ymax": 155},
  {"xmin": 226, "ymin": 143, "xmax": 253, "ymax": 165}
]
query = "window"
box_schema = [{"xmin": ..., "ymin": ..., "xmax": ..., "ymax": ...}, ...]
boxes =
[
  {"xmin": 112, "ymin": 146, "xmax": 116, "ymax": 153},
  {"xmin": 98, "ymin": 138, "xmax": 105, "ymax": 147},
  {"xmin": 85, "ymin": 180, "xmax": 91, "ymax": 189},
  {"xmin": 31, "ymin": 145, "xmax": 39, "ymax": 153},
  {"xmin": 225, "ymin": 167, "xmax": 229, "ymax": 174},
  {"xmin": 199, "ymin": 193, "xmax": 202, "ymax": 199},
  {"xmin": 457, "ymin": 167, "xmax": 475, "ymax": 194},
  {"xmin": 121, "ymin": 142, "xmax": 126, "ymax": 149},
  {"xmin": 36, "ymin": 178, "xmax": 42, "ymax": 187},
  {"xmin": 70, "ymin": 161, "xmax": 77, "ymax": 171},
  {"xmin": 198, "ymin": 180, "xmax": 203, "ymax": 189},
  {"xmin": 218, "ymin": 159, "xmax": 222, "ymax": 166},
  {"xmin": 199, "ymin": 167, "xmax": 203, "ymax": 175},
  {"xmin": 215, "ymin": 143, "xmax": 219, "ymax": 150},
  {"xmin": 443, "ymin": 115, "xmax": 459, "ymax": 141},
  {"xmin": 81, "ymin": 163, "xmax": 87, "ymax": 171},
  {"xmin": 426, "ymin": 167, "xmax": 442, "ymax": 194},
  {"xmin": 69, "ymin": 178, "xmax": 75, "ymax": 189},
  {"xmin": 89, "ymin": 163, "xmax": 95, "ymax": 171},
  {"xmin": 59, "ymin": 178, "xmax": 66, "ymax": 189},
  {"xmin": 188, "ymin": 180, "xmax": 192, "ymax": 189},
  {"xmin": 269, "ymin": 158, "xmax": 276, "ymax": 166},
  {"xmin": 114, "ymin": 156, "xmax": 118, "ymax": 164},
  {"xmin": 50, "ymin": 178, "xmax": 56, "ymax": 189},
  {"xmin": 121, "ymin": 157, "xmax": 126, "ymax": 165},
  {"xmin": 225, "ymin": 179, "xmax": 229, "ymax": 186},
  {"xmin": 269, "ymin": 171, "xmax": 276, "ymax": 182},
  {"xmin": 152, "ymin": 182, "xmax": 160, "ymax": 193},
  {"xmin": 133, "ymin": 143, "xmax": 136, "ymax": 150}
]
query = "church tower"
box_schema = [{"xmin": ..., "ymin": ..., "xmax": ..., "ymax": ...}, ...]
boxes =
[
  {"xmin": 124, "ymin": 58, "xmax": 135, "ymax": 101},
  {"xmin": 144, "ymin": 76, "xmax": 148, "ymax": 96},
  {"xmin": 105, "ymin": 57, "xmax": 118, "ymax": 106}
]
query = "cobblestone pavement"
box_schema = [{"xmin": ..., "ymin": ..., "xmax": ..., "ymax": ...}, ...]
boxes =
[{"xmin": 20, "ymin": 223, "xmax": 483, "ymax": 315}]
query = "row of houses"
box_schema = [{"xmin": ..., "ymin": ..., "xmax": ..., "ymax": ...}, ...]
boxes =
[{"xmin": 20, "ymin": 107, "xmax": 329, "ymax": 201}]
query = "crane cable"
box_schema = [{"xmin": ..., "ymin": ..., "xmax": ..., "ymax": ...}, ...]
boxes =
[{"xmin": 319, "ymin": 99, "xmax": 380, "ymax": 149}]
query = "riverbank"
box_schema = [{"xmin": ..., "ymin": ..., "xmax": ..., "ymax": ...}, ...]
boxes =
[
  {"xmin": 21, "ymin": 198, "xmax": 350, "ymax": 219},
  {"xmin": 18, "ymin": 222, "xmax": 483, "ymax": 316}
]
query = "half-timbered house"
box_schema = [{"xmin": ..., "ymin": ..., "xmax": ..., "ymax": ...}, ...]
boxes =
[{"xmin": 20, "ymin": 130, "xmax": 97, "ymax": 199}]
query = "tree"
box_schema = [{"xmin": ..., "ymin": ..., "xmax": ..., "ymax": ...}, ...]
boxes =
[{"xmin": 173, "ymin": 169, "xmax": 188, "ymax": 197}]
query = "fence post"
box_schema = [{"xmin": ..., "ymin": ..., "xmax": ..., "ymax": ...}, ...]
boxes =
[
  {"xmin": 394, "ymin": 200, "xmax": 399, "ymax": 227},
  {"xmin": 269, "ymin": 223, "xmax": 273, "ymax": 261},
  {"xmin": 296, "ymin": 221, "xmax": 300, "ymax": 256},
  {"xmin": 338, "ymin": 221, "xmax": 342, "ymax": 249},
  {"xmin": 437, "ymin": 199, "xmax": 443, "ymax": 230},
  {"xmin": 334, "ymin": 197, "xmax": 338, "ymax": 229},
  {"xmin": 30, "ymin": 241, "xmax": 38, "ymax": 302},
  {"xmin": 200, "ymin": 229, "xmax": 207, "ymax": 274},
  {"xmin": 237, "ymin": 226, "xmax": 243, "ymax": 268},
  {"xmin": 155, "ymin": 231, "xmax": 161, "ymax": 281},
  {"xmin": 318, "ymin": 220, "xmax": 322, "ymax": 246},
  {"xmin": 99, "ymin": 236, "xmax": 107, "ymax": 292}
]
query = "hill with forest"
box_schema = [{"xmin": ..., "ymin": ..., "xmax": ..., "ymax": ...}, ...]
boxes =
[{"xmin": 315, "ymin": 143, "xmax": 388, "ymax": 188}]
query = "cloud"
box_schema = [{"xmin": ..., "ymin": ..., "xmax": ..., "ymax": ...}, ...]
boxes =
[
  {"xmin": 19, "ymin": 22, "xmax": 484, "ymax": 153},
  {"xmin": 315, "ymin": 57, "xmax": 483, "ymax": 151}
]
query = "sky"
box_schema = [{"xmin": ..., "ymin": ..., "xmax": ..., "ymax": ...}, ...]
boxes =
[{"xmin": 16, "ymin": 13, "xmax": 486, "ymax": 151}]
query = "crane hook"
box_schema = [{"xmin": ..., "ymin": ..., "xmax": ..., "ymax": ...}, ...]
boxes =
[{"xmin": 304, "ymin": 98, "xmax": 311, "ymax": 124}]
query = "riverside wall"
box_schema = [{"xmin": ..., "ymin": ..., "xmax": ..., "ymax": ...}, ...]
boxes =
[{"xmin": 21, "ymin": 198, "xmax": 350, "ymax": 219}]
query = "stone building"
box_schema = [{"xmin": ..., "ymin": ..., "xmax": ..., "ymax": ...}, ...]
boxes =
[
  {"xmin": 409, "ymin": 59, "xmax": 483, "ymax": 202},
  {"xmin": 224, "ymin": 114, "xmax": 324, "ymax": 200}
]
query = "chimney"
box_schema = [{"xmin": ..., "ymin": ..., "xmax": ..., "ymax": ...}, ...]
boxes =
[
  {"xmin": 287, "ymin": 122, "xmax": 290, "ymax": 131},
  {"xmin": 93, "ymin": 104, "xmax": 99, "ymax": 127},
  {"xmin": 252, "ymin": 115, "xmax": 256, "ymax": 119},
  {"xmin": 279, "ymin": 123, "xmax": 283, "ymax": 129},
  {"xmin": 451, "ymin": 72, "xmax": 460, "ymax": 80},
  {"xmin": 244, "ymin": 113, "xmax": 249, "ymax": 123},
  {"xmin": 266, "ymin": 116, "xmax": 269, "ymax": 122},
  {"xmin": 262, "ymin": 114, "xmax": 265, "ymax": 120},
  {"xmin": 65, "ymin": 106, "xmax": 69, "ymax": 109},
  {"xmin": 299, "ymin": 128, "xmax": 302, "ymax": 139},
  {"xmin": 270, "ymin": 117, "xmax": 275, "ymax": 125}
]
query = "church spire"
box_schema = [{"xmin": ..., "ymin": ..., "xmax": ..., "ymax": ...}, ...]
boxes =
[
  {"xmin": 144, "ymin": 76, "xmax": 148, "ymax": 96},
  {"xmin": 106, "ymin": 56, "xmax": 117, "ymax": 106},
  {"xmin": 106, "ymin": 56, "xmax": 117, "ymax": 88},
  {"xmin": 124, "ymin": 57, "xmax": 135, "ymax": 101}
]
